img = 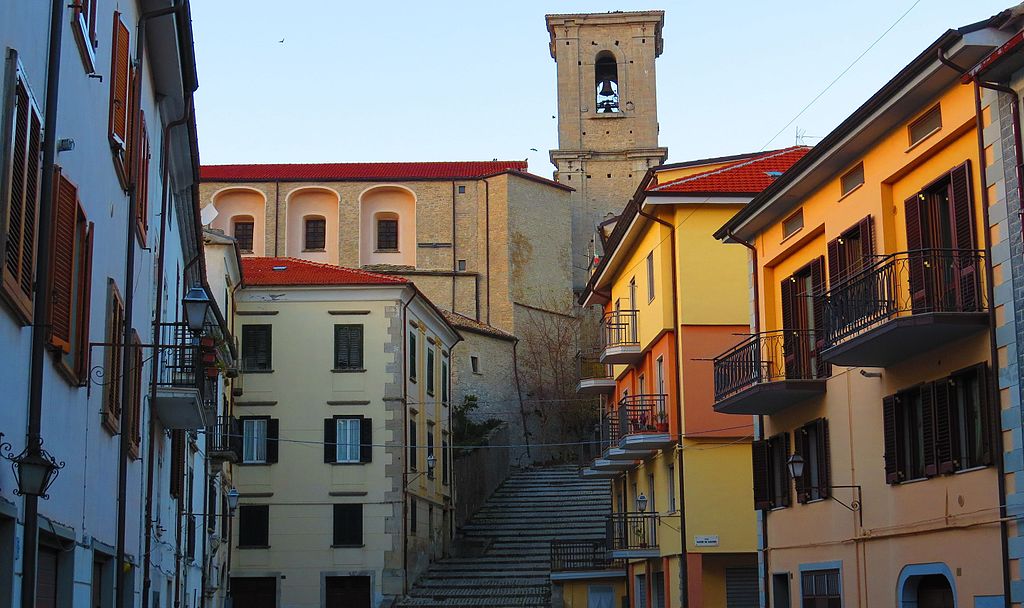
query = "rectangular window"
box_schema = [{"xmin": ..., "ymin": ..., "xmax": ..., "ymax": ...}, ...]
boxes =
[
  {"xmin": 332, "ymin": 504, "xmax": 363, "ymax": 547},
  {"xmin": 794, "ymin": 419, "xmax": 830, "ymax": 503},
  {"xmin": 1, "ymin": 50, "xmax": 44, "ymax": 323},
  {"xmin": 409, "ymin": 420, "xmax": 418, "ymax": 471},
  {"xmin": 72, "ymin": 0, "xmax": 99, "ymax": 72},
  {"xmin": 134, "ymin": 112, "xmax": 150, "ymax": 242},
  {"xmin": 377, "ymin": 218, "xmax": 399, "ymax": 250},
  {"xmin": 242, "ymin": 418, "xmax": 268, "ymax": 464},
  {"xmin": 780, "ymin": 257, "xmax": 828, "ymax": 380},
  {"xmin": 107, "ymin": 12, "xmax": 131, "ymax": 187},
  {"xmin": 335, "ymin": 418, "xmax": 361, "ymax": 463},
  {"xmin": 782, "ymin": 209, "xmax": 804, "ymax": 239},
  {"xmin": 237, "ymin": 505, "xmax": 269, "ymax": 548},
  {"xmin": 667, "ymin": 464, "xmax": 676, "ymax": 512},
  {"xmin": 127, "ymin": 331, "xmax": 143, "ymax": 460},
  {"xmin": 304, "ymin": 217, "xmax": 326, "ymax": 250},
  {"xmin": 949, "ymin": 365, "xmax": 991, "ymax": 470},
  {"xmin": 457, "ymin": 259, "xmax": 467, "ymax": 271},
  {"xmin": 826, "ymin": 216, "xmax": 874, "ymax": 285},
  {"xmin": 426, "ymin": 346, "xmax": 435, "ymax": 396},
  {"xmin": 634, "ymin": 574, "xmax": 646, "ymax": 608},
  {"xmin": 908, "ymin": 104, "xmax": 942, "ymax": 147},
  {"xmin": 457, "ymin": 185, "xmax": 466, "ymax": 194},
  {"xmin": 410, "ymin": 498, "xmax": 417, "ymax": 534},
  {"xmin": 629, "ymin": 277, "xmax": 637, "ymax": 311},
  {"xmin": 753, "ymin": 432, "xmax": 791, "ymax": 510},
  {"xmin": 646, "ymin": 252, "xmax": 655, "ymax": 302},
  {"xmin": 655, "ymin": 357, "xmax": 665, "ymax": 396},
  {"xmin": 333, "ymin": 324, "xmax": 363, "ymax": 370},
  {"xmin": 839, "ymin": 163, "xmax": 864, "ymax": 197},
  {"xmin": 800, "ymin": 569, "xmax": 841, "ymax": 607},
  {"xmin": 101, "ymin": 281, "xmax": 125, "ymax": 434},
  {"xmin": 409, "ymin": 333, "xmax": 417, "ymax": 381},
  {"xmin": 427, "ymin": 425, "xmax": 435, "ymax": 479},
  {"xmin": 233, "ymin": 220, "xmax": 254, "ymax": 253},
  {"xmin": 441, "ymin": 358, "xmax": 449, "ymax": 405},
  {"xmin": 772, "ymin": 573, "xmax": 792, "ymax": 608},
  {"xmin": 242, "ymin": 325, "xmax": 272, "ymax": 371},
  {"xmin": 470, "ymin": 355, "xmax": 480, "ymax": 374}
]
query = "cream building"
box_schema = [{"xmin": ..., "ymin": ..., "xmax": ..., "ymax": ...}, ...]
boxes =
[{"xmin": 228, "ymin": 256, "xmax": 459, "ymax": 608}]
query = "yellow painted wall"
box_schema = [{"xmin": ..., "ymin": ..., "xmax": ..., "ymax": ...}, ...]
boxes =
[
  {"xmin": 680, "ymin": 442, "xmax": 757, "ymax": 553},
  {"xmin": 558, "ymin": 578, "xmax": 628, "ymax": 608},
  {"xmin": 674, "ymin": 203, "xmax": 750, "ymax": 326}
]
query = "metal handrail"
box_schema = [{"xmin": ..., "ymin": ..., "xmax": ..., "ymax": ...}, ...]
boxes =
[
  {"xmin": 713, "ymin": 329, "xmax": 824, "ymax": 402},
  {"xmin": 576, "ymin": 350, "xmax": 613, "ymax": 381},
  {"xmin": 207, "ymin": 416, "xmax": 242, "ymax": 460},
  {"xmin": 617, "ymin": 394, "xmax": 667, "ymax": 436},
  {"xmin": 550, "ymin": 539, "xmax": 622, "ymax": 571},
  {"xmin": 607, "ymin": 512, "xmax": 659, "ymax": 551},
  {"xmin": 156, "ymin": 322, "xmax": 199, "ymax": 389},
  {"xmin": 601, "ymin": 309, "xmax": 639, "ymax": 349},
  {"xmin": 824, "ymin": 248, "xmax": 987, "ymax": 348}
]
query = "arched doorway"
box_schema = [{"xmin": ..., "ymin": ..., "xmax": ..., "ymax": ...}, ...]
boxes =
[
  {"xmin": 898, "ymin": 564, "xmax": 956, "ymax": 608},
  {"xmin": 917, "ymin": 575, "xmax": 954, "ymax": 608}
]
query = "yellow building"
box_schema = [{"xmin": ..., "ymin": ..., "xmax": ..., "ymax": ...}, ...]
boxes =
[
  {"xmin": 228, "ymin": 257, "xmax": 460, "ymax": 608},
  {"xmin": 568, "ymin": 148, "xmax": 808, "ymax": 607},
  {"xmin": 712, "ymin": 16, "xmax": 1011, "ymax": 607}
]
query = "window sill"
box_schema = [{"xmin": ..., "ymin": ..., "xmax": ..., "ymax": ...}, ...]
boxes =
[
  {"xmin": 953, "ymin": 464, "xmax": 990, "ymax": 475},
  {"xmin": 237, "ymin": 545, "xmax": 270, "ymax": 550},
  {"xmin": 837, "ymin": 182, "xmax": 864, "ymax": 203},
  {"xmin": 768, "ymin": 505, "xmax": 789, "ymax": 512},
  {"xmin": 896, "ymin": 476, "xmax": 929, "ymax": 485},
  {"xmin": 242, "ymin": 369, "xmax": 274, "ymax": 374},
  {"xmin": 375, "ymin": 249, "xmax": 400, "ymax": 253},
  {"xmin": 237, "ymin": 462, "xmax": 270, "ymax": 466},
  {"xmin": 332, "ymin": 368, "xmax": 366, "ymax": 374},
  {"xmin": 588, "ymin": 111, "xmax": 626, "ymax": 119},
  {"xmin": 302, "ymin": 248, "xmax": 326, "ymax": 253},
  {"xmin": 331, "ymin": 544, "xmax": 365, "ymax": 549},
  {"xmin": 329, "ymin": 461, "xmax": 367, "ymax": 466}
]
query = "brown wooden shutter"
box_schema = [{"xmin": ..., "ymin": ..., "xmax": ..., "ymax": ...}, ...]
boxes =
[
  {"xmin": 826, "ymin": 237, "xmax": 841, "ymax": 286},
  {"xmin": 920, "ymin": 384, "xmax": 937, "ymax": 476},
  {"xmin": 781, "ymin": 277, "xmax": 797, "ymax": 378},
  {"xmin": 751, "ymin": 439, "xmax": 771, "ymax": 510},
  {"xmin": 265, "ymin": 418, "xmax": 279, "ymax": 463},
  {"xmin": 933, "ymin": 378, "xmax": 955, "ymax": 473},
  {"xmin": 883, "ymin": 395, "xmax": 899, "ymax": 484},
  {"xmin": 324, "ymin": 418, "xmax": 337, "ymax": 463},
  {"xmin": 904, "ymin": 194, "xmax": 927, "ymax": 312},
  {"xmin": 108, "ymin": 12, "xmax": 130, "ymax": 148},
  {"xmin": 170, "ymin": 430, "xmax": 184, "ymax": 498},
  {"xmin": 793, "ymin": 427, "xmax": 808, "ymax": 503},
  {"xmin": 129, "ymin": 331, "xmax": 143, "ymax": 459},
  {"xmin": 74, "ymin": 222, "xmax": 95, "ymax": 382},
  {"xmin": 810, "ymin": 257, "xmax": 829, "ymax": 378},
  {"xmin": 2, "ymin": 76, "xmax": 43, "ymax": 322},
  {"xmin": 48, "ymin": 167, "xmax": 78, "ymax": 352},
  {"xmin": 857, "ymin": 216, "xmax": 875, "ymax": 270},
  {"xmin": 135, "ymin": 111, "xmax": 150, "ymax": 240},
  {"xmin": 948, "ymin": 162, "xmax": 979, "ymax": 310},
  {"xmin": 816, "ymin": 418, "xmax": 831, "ymax": 499},
  {"xmin": 360, "ymin": 418, "xmax": 373, "ymax": 463},
  {"xmin": 102, "ymin": 282, "xmax": 124, "ymax": 434},
  {"xmin": 975, "ymin": 363, "xmax": 993, "ymax": 466}
]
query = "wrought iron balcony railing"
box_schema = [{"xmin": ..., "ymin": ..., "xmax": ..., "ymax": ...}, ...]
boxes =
[
  {"xmin": 207, "ymin": 416, "xmax": 242, "ymax": 462},
  {"xmin": 607, "ymin": 512, "xmax": 659, "ymax": 552},
  {"xmin": 824, "ymin": 248, "xmax": 987, "ymax": 348},
  {"xmin": 157, "ymin": 322, "xmax": 201, "ymax": 389},
  {"xmin": 713, "ymin": 329, "xmax": 824, "ymax": 403},
  {"xmin": 599, "ymin": 411, "xmax": 620, "ymax": 452},
  {"xmin": 601, "ymin": 309, "xmax": 639, "ymax": 350},
  {"xmin": 550, "ymin": 540, "xmax": 623, "ymax": 572},
  {"xmin": 617, "ymin": 394, "xmax": 668, "ymax": 436},
  {"xmin": 577, "ymin": 351, "xmax": 613, "ymax": 381}
]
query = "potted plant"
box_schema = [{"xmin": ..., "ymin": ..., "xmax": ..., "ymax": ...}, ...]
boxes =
[{"xmin": 655, "ymin": 412, "xmax": 669, "ymax": 433}]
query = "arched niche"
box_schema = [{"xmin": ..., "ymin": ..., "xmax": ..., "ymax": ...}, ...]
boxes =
[
  {"xmin": 209, "ymin": 188, "xmax": 267, "ymax": 256},
  {"xmin": 285, "ymin": 187, "xmax": 340, "ymax": 263},
  {"xmin": 358, "ymin": 185, "xmax": 416, "ymax": 267}
]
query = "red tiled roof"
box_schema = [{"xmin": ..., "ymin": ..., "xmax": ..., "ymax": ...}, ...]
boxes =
[
  {"xmin": 201, "ymin": 161, "xmax": 529, "ymax": 182},
  {"xmin": 648, "ymin": 147, "xmax": 812, "ymax": 195},
  {"xmin": 241, "ymin": 257, "xmax": 409, "ymax": 287},
  {"xmin": 440, "ymin": 310, "xmax": 516, "ymax": 341}
]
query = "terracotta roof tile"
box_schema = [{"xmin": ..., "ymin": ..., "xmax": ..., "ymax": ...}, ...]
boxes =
[
  {"xmin": 201, "ymin": 161, "xmax": 529, "ymax": 182},
  {"xmin": 439, "ymin": 310, "xmax": 516, "ymax": 341},
  {"xmin": 648, "ymin": 147, "xmax": 812, "ymax": 195},
  {"xmin": 241, "ymin": 257, "xmax": 409, "ymax": 287}
]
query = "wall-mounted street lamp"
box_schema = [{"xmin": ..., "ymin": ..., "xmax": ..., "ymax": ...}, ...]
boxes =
[
  {"xmin": 635, "ymin": 493, "xmax": 648, "ymax": 513},
  {"xmin": 405, "ymin": 455, "xmax": 437, "ymax": 487},
  {"xmin": 182, "ymin": 286, "xmax": 211, "ymax": 334},
  {"xmin": 1, "ymin": 435, "xmax": 64, "ymax": 500},
  {"xmin": 226, "ymin": 488, "xmax": 239, "ymax": 513},
  {"xmin": 786, "ymin": 454, "xmax": 863, "ymax": 526}
]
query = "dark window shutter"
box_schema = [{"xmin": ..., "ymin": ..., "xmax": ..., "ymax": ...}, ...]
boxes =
[
  {"xmin": 242, "ymin": 325, "xmax": 272, "ymax": 371},
  {"xmin": 108, "ymin": 13, "xmax": 130, "ymax": 147},
  {"xmin": 816, "ymin": 418, "xmax": 831, "ymax": 498},
  {"xmin": 904, "ymin": 194, "xmax": 927, "ymax": 312},
  {"xmin": 793, "ymin": 427, "xmax": 808, "ymax": 503},
  {"xmin": 826, "ymin": 237, "xmax": 841, "ymax": 286},
  {"xmin": 948, "ymin": 162, "xmax": 979, "ymax": 310},
  {"xmin": 333, "ymin": 504, "xmax": 363, "ymax": 546},
  {"xmin": 324, "ymin": 418, "xmax": 337, "ymax": 463},
  {"xmin": 48, "ymin": 168, "xmax": 78, "ymax": 352},
  {"xmin": 933, "ymin": 379, "xmax": 955, "ymax": 473},
  {"xmin": 781, "ymin": 432, "xmax": 792, "ymax": 507},
  {"xmin": 857, "ymin": 215, "xmax": 875, "ymax": 267},
  {"xmin": 360, "ymin": 417, "xmax": 373, "ymax": 463},
  {"xmin": 883, "ymin": 395, "xmax": 899, "ymax": 484},
  {"xmin": 920, "ymin": 383, "xmax": 937, "ymax": 477},
  {"xmin": 809, "ymin": 256, "xmax": 829, "ymax": 378},
  {"xmin": 975, "ymin": 363, "xmax": 993, "ymax": 466},
  {"xmin": 334, "ymin": 325, "xmax": 363, "ymax": 370},
  {"xmin": 265, "ymin": 418, "xmax": 279, "ymax": 463},
  {"xmin": 239, "ymin": 505, "xmax": 269, "ymax": 547},
  {"xmin": 75, "ymin": 222, "xmax": 95, "ymax": 381},
  {"xmin": 781, "ymin": 277, "xmax": 797, "ymax": 378},
  {"xmin": 751, "ymin": 439, "xmax": 770, "ymax": 510}
]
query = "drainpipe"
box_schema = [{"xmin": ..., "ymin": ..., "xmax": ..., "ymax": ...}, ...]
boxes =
[
  {"xmin": 636, "ymin": 203, "xmax": 687, "ymax": 607},
  {"xmin": 115, "ymin": 5, "xmax": 191, "ymax": 608},
  {"xmin": 141, "ymin": 96, "xmax": 194, "ymax": 608},
  {"xmin": 21, "ymin": 2, "xmax": 65, "ymax": 607},
  {"xmin": 401, "ymin": 289, "xmax": 415, "ymax": 595},
  {"xmin": 939, "ymin": 47, "xmax": 1013, "ymax": 608},
  {"xmin": 724, "ymin": 230, "xmax": 768, "ymax": 606}
]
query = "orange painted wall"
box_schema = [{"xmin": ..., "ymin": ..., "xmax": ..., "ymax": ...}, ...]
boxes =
[
  {"xmin": 614, "ymin": 331, "xmax": 679, "ymax": 432},
  {"xmin": 678, "ymin": 324, "xmax": 753, "ymax": 438}
]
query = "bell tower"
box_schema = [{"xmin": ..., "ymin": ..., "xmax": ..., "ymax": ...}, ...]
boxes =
[{"xmin": 546, "ymin": 11, "xmax": 668, "ymax": 290}]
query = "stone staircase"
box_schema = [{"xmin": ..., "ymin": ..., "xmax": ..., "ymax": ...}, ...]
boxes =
[{"xmin": 397, "ymin": 466, "xmax": 611, "ymax": 608}]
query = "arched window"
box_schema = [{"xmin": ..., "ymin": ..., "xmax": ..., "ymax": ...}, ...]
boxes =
[
  {"xmin": 233, "ymin": 216, "xmax": 255, "ymax": 253},
  {"xmin": 595, "ymin": 52, "xmax": 619, "ymax": 113},
  {"xmin": 304, "ymin": 215, "xmax": 326, "ymax": 251},
  {"xmin": 376, "ymin": 212, "xmax": 399, "ymax": 251}
]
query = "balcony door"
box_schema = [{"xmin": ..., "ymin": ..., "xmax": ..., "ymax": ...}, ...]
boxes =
[
  {"xmin": 905, "ymin": 162, "xmax": 977, "ymax": 312},
  {"xmin": 781, "ymin": 257, "xmax": 827, "ymax": 379}
]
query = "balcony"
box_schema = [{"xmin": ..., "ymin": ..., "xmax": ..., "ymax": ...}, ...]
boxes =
[
  {"xmin": 207, "ymin": 416, "xmax": 242, "ymax": 464},
  {"xmin": 713, "ymin": 330, "xmax": 826, "ymax": 415},
  {"xmin": 822, "ymin": 249, "xmax": 989, "ymax": 367},
  {"xmin": 153, "ymin": 322, "xmax": 208, "ymax": 430},
  {"xmin": 616, "ymin": 394, "xmax": 673, "ymax": 452},
  {"xmin": 576, "ymin": 351, "xmax": 616, "ymax": 395},
  {"xmin": 600, "ymin": 310, "xmax": 640, "ymax": 364},
  {"xmin": 550, "ymin": 540, "xmax": 625, "ymax": 581},
  {"xmin": 607, "ymin": 513, "xmax": 660, "ymax": 559}
]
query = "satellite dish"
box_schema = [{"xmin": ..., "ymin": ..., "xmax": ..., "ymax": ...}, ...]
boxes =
[{"xmin": 201, "ymin": 203, "xmax": 219, "ymax": 226}]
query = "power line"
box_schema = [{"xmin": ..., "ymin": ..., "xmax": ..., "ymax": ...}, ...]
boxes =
[{"xmin": 759, "ymin": 0, "xmax": 924, "ymax": 151}]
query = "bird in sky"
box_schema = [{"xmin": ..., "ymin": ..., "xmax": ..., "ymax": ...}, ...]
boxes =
[{"xmin": 278, "ymin": 38, "xmax": 285, "ymax": 43}]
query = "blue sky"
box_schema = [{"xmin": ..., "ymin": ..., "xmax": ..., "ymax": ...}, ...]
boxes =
[{"xmin": 191, "ymin": 1, "xmax": 1011, "ymax": 176}]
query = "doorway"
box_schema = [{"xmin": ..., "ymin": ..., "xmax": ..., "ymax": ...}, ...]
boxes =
[
  {"xmin": 231, "ymin": 576, "xmax": 277, "ymax": 608},
  {"xmin": 325, "ymin": 575, "xmax": 371, "ymax": 608}
]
